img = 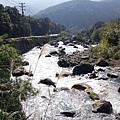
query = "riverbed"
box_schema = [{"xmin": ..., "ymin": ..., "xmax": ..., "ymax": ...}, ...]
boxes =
[{"xmin": 21, "ymin": 41, "xmax": 120, "ymax": 120}]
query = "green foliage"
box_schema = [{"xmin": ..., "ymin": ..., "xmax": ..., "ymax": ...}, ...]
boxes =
[
  {"xmin": 0, "ymin": 44, "xmax": 38, "ymax": 120},
  {"xmin": 99, "ymin": 38, "xmax": 109, "ymax": 48},
  {"xmin": 60, "ymin": 31, "xmax": 69, "ymax": 38},
  {"xmin": 0, "ymin": 4, "xmax": 65, "ymax": 38},
  {"xmin": 90, "ymin": 18, "xmax": 120, "ymax": 60},
  {"xmin": 91, "ymin": 43, "xmax": 115, "ymax": 59},
  {"xmin": 100, "ymin": 19, "xmax": 120, "ymax": 45},
  {"xmin": 0, "ymin": 44, "xmax": 21, "ymax": 79},
  {"xmin": 75, "ymin": 33, "xmax": 82, "ymax": 40},
  {"xmin": 0, "ymin": 79, "xmax": 37, "ymax": 120},
  {"xmin": 75, "ymin": 21, "xmax": 105, "ymax": 42},
  {"xmin": 114, "ymin": 50, "xmax": 120, "ymax": 59}
]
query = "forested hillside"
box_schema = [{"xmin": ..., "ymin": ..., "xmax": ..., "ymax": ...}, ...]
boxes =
[
  {"xmin": 75, "ymin": 18, "xmax": 120, "ymax": 60},
  {"xmin": 0, "ymin": 4, "xmax": 65, "ymax": 38},
  {"xmin": 35, "ymin": 0, "xmax": 120, "ymax": 28}
]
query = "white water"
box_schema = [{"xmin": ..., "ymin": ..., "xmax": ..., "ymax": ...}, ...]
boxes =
[{"xmin": 20, "ymin": 42, "xmax": 120, "ymax": 119}]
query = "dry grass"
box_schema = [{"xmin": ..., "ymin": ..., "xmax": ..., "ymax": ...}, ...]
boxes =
[
  {"xmin": 34, "ymin": 44, "xmax": 49, "ymax": 74},
  {"xmin": 19, "ymin": 80, "xmax": 24, "ymax": 101},
  {"xmin": 57, "ymin": 68, "xmax": 69, "ymax": 83},
  {"xmin": 10, "ymin": 60, "xmax": 14, "ymax": 77}
]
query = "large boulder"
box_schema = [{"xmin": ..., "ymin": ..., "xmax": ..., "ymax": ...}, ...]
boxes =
[
  {"xmin": 73, "ymin": 63, "xmax": 94, "ymax": 75},
  {"xmin": 92, "ymin": 99, "xmax": 113, "ymax": 113}
]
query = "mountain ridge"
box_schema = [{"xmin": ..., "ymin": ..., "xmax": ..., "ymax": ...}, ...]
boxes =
[{"xmin": 35, "ymin": 0, "xmax": 120, "ymax": 28}]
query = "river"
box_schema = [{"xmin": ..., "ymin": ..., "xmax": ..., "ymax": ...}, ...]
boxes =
[{"xmin": 20, "ymin": 41, "xmax": 120, "ymax": 120}]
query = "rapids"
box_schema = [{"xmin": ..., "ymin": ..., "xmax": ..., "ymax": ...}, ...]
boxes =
[{"xmin": 20, "ymin": 42, "xmax": 120, "ymax": 120}]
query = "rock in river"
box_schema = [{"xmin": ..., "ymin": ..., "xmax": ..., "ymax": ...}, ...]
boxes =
[
  {"xmin": 71, "ymin": 83, "xmax": 92, "ymax": 91},
  {"xmin": 92, "ymin": 99, "xmax": 113, "ymax": 114},
  {"xmin": 96, "ymin": 59, "xmax": 109, "ymax": 67},
  {"xmin": 12, "ymin": 68, "xmax": 24, "ymax": 77},
  {"xmin": 73, "ymin": 63, "xmax": 94, "ymax": 75},
  {"xmin": 38, "ymin": 78, "xmax": 56, "ymax": 87},
  {"xmin": 60, "ymin": 110, "xmax": 76, "ymax": 117}
]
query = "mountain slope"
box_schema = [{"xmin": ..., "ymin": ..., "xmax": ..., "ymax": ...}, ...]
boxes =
[{"xmin": 35, "ymin": 0, "xmax": 120, "ymax": 28}]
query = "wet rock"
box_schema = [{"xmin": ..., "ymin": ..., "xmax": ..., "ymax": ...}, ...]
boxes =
[
  {"xmin": 58, "ymin": 47, "xmax": 65, "ymax": 51},
  {"xmin": 115, "ymin": 113, "xmax": 120, "ymax": 119},
  {"xmin": 12, "ymin": 68, "xmax": 24, "ymax": 77},
  {"xmin": 61, "ymin": 87, "xmax": 69, "ymax": 91},
  {"xmin": 49, "ymin": 41, "xmax": 59, "ymax": 47},
  {"xmin": 97, "ymin": 68, "xmax": 105, "ymax": 72},
  {"xmin": 54, "ymin": 43, "xmax": 59, "ymax": 47},
  {"xmin": 45, "ymin": 54, "xmax": 51, "ymax": 57},
  {"xmin": 85, "ymin": 89, "xmax": 100, "ymax": 100},
  {"xmin": 73, "ymin": 63, "xmax": 94, "ymax": 75},
  {"xmin": 58, "ymin": 51, "xmax": 85, "ymax": 67},
  {"xmin": 98, "ymin": 77, "xmax": 108, "ymax": 80},
  {"xmin": 55, "ymin": 73, "xmax": 59, "ymax": 77},
  {"xmin": 22, "ymin": 61, "xmax": 29, "ymax": 66},
  {"xmin": 50, "ymin": 51, "xmax": 58, "ymax": 55},
  {"xmin": 61, "ymin": 71, "xmax": 71, "ymax": 77},
  {"xmin": 58, "ymin": 59, "xmax": 70, "ymax": 67},
  {"xmin": 64, "ymin": 39, "xmax": 71, "ymax": 45},
  {"xmin": 107, "ymin": 73, "xmax": 118, "ymax": 78},
  {"xmin": 60, "ymin": 110, "xmax": 76, "ymax": 117},
  {"xmin": 89, "ymin": 73, "xmax": 98, "ymax": 79},
  {"xmin": 96, "ymin": 59, "xmax": 109, "ymax": 67},
  {"xmin": 67, "ymin": 43, "xmax": 74, "ymax": 46},
  {"xmin": 73, "ymin": 45, "xmax": 78, "ymax": 48},
  {"xmin": 92, "ymin": 99, "xmax": 113, "ymax": 114},
  {"xmin": 24, "ymin": 71, "xmax": 33, "ymax": 77},
  {"xmin": 81, "ymin": 55, "xmax": 89, "ymax": 60},
  {"xmin": 38, "ymin": 78, "xmax": 56, "ymax": 87},
  {"xmin": 118, "ymin": 87, "xmax": 120, "ymax": 93},
  {"xmin": 71, "ymin": 83, "xmax": 92, "ymax": 91},
  {"xmin": 54, "ymin": 87, "xmax": 70, "ymax": 92},
  {"xmin": 59, "ymin": 49, "xmax": 66, "ymax": 56}
]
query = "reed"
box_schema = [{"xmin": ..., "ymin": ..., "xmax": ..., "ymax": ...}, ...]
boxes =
[
  {"xmin": 34, "ymin": 44, "xmax": 49, "ymax": 74},
  {"xmin": 10, "ymin": 60, "xmax": 14, "ymax": 77},
  {"xmin": 57, "ymin": 68, "xmax": 69, "ymax": 83},
  {"xmin": 41, "ymin": 88, "xmax": 52, "ymax": 120},
  {"xmin": 19, "ymin": 80, "xmax": 24, "ymax": 101}
]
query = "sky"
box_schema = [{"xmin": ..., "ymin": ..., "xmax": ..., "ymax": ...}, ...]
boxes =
[{"xmin": 0, "ymin": 0, "xmax": 103, "ymax": 15}]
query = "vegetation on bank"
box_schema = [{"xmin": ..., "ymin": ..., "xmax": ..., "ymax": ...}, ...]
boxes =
[
  {"xmin": 0, "ymin": 4, "xmax": 65, "ymax": 38},
  {"xmin": 75, "ymin": 18, "xmax": 120, "ymax": 61},
  {"xmin": 0, "ymin": 35, "xmax": 38, "ymax": 120},
  {"xmin": 91, "ymin": 19, "xmax": 120, "ymax": 61}
]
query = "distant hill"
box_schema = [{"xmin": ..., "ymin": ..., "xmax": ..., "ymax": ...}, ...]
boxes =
[{"xmin": 35, "ymin": 0, "xmax": 120, "ymax": 28}]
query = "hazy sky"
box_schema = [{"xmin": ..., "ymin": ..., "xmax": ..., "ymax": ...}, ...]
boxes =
[{"xmin": 0, "ymin": 0, "xmax": 103, "ymax": 14}]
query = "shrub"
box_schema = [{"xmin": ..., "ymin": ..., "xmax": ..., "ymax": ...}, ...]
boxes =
[{"xmin": 114, "ymin": 50, "xmax": 120, "ymax": 59}]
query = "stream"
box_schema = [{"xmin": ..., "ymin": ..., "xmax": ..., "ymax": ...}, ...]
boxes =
[{"xmin": 20, "ymin": 41, "xmax": 120, "ymax": 120}]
